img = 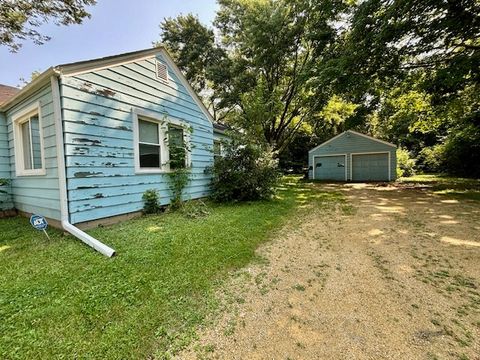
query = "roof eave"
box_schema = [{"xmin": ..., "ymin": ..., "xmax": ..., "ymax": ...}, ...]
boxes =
[
  {"xmin": 57, "ymin": 47, "xmax": 163, "ymax": 77},
  {"xmin": 0, "ymin": 67, "xmax": 59, "ymax": 112},
  {"xmin": 0, "ymin": 48, "xmax": 163, "ymax": 113},
  {"xmin": 308, "ymin": 130, "xmax": 397, "ymax": 153},
  {"xmin": 0, "ymin": 46, "xmax": 215, "ymax": 126}
]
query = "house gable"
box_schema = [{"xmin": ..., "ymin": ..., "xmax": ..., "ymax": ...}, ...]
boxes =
[
  {"xmin": 57, "ymin": 47, "xmax": 214, "ymax": 126},
  {"xmin": 59, "ymin": 51, "xmax": 214, "ymax": 224}
]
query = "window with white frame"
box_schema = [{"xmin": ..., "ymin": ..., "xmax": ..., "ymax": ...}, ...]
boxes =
[
  {"xmin": 134, "ymin": 111, "xmax": 189, "ymax": 173},
  {"xmin": 13, "ymin": 104, "xmax": 45, "ymax": 176},
  {"xmin": 213, "ymin": 140, "xmax": 223, "ymax": 161},
  {"xmin": 138, "ymin": 118, "xmax": 163, "ymax": 169},
  {"xmin": 167, "ymin": 124, "xmax": 186, "ymax": 170}
]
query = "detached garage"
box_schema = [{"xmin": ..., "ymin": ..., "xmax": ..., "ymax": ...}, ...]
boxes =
[{"xmin": 308, "ymin": 130, "xmax": 397, "ymax": 182}]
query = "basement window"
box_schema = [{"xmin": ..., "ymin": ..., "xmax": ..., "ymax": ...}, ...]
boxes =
[{"xmin": 13, "ymin": 103, "xmax": 45, "ymax": 176}]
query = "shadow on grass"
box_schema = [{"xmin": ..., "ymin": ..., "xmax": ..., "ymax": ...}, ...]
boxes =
[
  {"xmin": 277, "ymin": 176, "xmax": 344, "ymax": 208},
  {"xmin": 398, "ymin": 174, "xmax": 480, "ymax": 201},
  {"xmin": 0, "ymin": 175, "xmax": 344, "ymax": 359}
]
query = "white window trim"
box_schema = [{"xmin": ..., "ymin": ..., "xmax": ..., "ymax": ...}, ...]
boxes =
[
  {"xmin": 213, "ymin": 140, "xmax": 224, "ymax": 158},
  {"xmin": 132, "ymin": 108, "xmax": 191, "ymax": 174},
  {"xmin": 12, "ymin": 102, "xmax": 46, "ymax": 177},
  {"xmin": 312, "ymin": 154, "xmax": 347, "ymax": 181}
]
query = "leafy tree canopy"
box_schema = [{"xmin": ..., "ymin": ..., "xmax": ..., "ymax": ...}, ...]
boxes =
[
  {"xmin": 156, "ymin": 1, "xmax": 479, "ymax": 177},
  {"xmin": 0, "ymin": 0, "xmax": 96, "ymax": 52},
  {"xmin": 158, "ymin": 0, "xmax": 352, "ymax": 151}
]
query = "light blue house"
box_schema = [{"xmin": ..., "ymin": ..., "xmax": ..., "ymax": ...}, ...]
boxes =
[
  {"xmin": 308, "ymin": 130, "xmax": 397, "ymax": 182},
  {"xmin": 0, "ymin": 47, "xmax": 225, "ymax": 256}
]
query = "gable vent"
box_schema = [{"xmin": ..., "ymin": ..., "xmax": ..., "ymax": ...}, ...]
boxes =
[{"xmin": 155, "ymin": 60, "xmax": 168, "ymax": 83}]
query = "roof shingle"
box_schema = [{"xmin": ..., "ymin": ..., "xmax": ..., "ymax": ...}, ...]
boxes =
[{"xmin": 0, "ymin": 84, "xmax": 20, "ymax": 105}]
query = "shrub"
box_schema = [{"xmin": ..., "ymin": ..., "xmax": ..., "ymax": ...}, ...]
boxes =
[
  {"xmin": 396, "ymin": 147, "xmax": 416, "ymax": 177},
  {"xmin": 166, "ymin": 125, "xmax": 192, "ymax": 209},
  {"xmin": 415, "ymin": 125, "xmax": 480, "ymax": 178},
  {"xmin": 0, "ymin": 178, "xmax": 9, "ymax": 194},
  {"xmin": 417, "ymin": 145, "xmax": 444, "ymax": 173},
  {"xmin": 441, "ymin": 124, "xmax": 480, "ymax": 178},
  {"xmin": 142, "ymin": 189, "xmax": 161, "ymax": 214},
  {"xmin": 0, "ymin": 178, "xmax": 10, "ymax": 205},
  {"xmin": 210, "ymin": 139, "xmax": 281, "ymax": 202}
]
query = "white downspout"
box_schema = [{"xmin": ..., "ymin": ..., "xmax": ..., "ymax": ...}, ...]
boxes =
[{"xmin": 51, "ymin": 75, "xmax": 115, "ymax": 257}]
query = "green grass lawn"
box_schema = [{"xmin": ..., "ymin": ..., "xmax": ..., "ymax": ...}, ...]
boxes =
[
  {"xmin": 0, "ymin": 177, "xmax": 343, "ymax": 359},
  {"xmin": 398, "ymin": 174, "xmax": 480, "ymax": 201}
]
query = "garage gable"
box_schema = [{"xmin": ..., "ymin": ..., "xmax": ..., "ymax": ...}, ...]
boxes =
[
  {"xmin": 309, "ymin": 130, "xmax": 395, "ymax": 155},
  {"xmin": 308, "ymin": 130, "xmax": 397, "ymax": 182}
]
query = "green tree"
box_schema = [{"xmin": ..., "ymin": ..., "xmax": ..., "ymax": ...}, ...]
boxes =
[
  {"xmin": 334, "ymin": 0, "xmax": 479, "ymax": 97},
  {"xmin": 0, "ymin": 0, "xmax": 96, "ymax": 52},
  {"xmin": 215, "ymin": 0, "xmax": 350, "ymax": 152},
  {"xmin": 158, "ymin": 15, "xmax": 218, "ymax": 94},
  {"xmin": 331, "ymin": 0, "xmax": 480, "ymax": 177},
  {"xmin": 317, "ymin": 95, "xmax": 358, "ymax": 134},
  {"xmin": 157, "ymin": 14, "xmax": 232, "ymax": 122},
  {"xmin": 157, "ymin": 0, "xmax": 351, "ymax": 152},
  {"xmin": 369, "ymin": 86, "xmax": 438, "ymax": 151}
]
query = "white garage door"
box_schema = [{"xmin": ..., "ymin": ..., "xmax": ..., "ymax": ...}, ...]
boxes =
[
  {"xmin": 352, "ymin": 153, "xmax": 389, "ymax": 181},
  {"xmin": 314, "ymin": 155, "xmax": 346, "ymax": 181}
]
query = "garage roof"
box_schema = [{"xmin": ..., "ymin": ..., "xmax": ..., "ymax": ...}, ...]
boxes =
[{"xmin": 309, "ymin": 130, "xmax": 396, "ymax": 153}]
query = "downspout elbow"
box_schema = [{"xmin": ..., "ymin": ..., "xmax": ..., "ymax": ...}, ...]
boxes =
[{"xmin": 62, "ymin": 220, "xmax": 116, "ymax": 258}]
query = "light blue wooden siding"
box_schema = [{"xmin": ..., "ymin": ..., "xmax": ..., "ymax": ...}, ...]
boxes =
[
  {"xmin": 213, "ymin": 131, "xmax": 229, "ymax": 142},
  {"xmin": 5, "ymin": 85, "xmax": 61, "ymax": 219},
  {"xmin": 60, "ymin": 54, "xmax": 214, "ymax": 224},
  {"xmin": 308, "ymin": 131, "xmax": 396, "ymax": 181},
  {"xmin": 0, "ymin": 112, "xmax": 13, "ymax": 209}
]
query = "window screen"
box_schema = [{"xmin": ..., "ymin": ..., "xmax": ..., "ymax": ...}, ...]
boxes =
[
  {"xmin": 138, "ymin": 119, "xmax": 161, "ymax": 168},
  {"xmin": 168, "ymin": 125, "xmax": 185, "ymax": 170},
  {"xmin": 20, "ymin": 115, "xmax": 43, "ymax": 171}
]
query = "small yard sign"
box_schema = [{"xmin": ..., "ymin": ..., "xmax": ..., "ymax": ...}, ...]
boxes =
[{"xmin": 30, "ymin": 214, "xmax": 50, "ymax": 239}]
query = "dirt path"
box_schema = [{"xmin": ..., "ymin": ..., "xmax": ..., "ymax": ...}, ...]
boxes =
[{"xmin": 178, "ymin": 184, "xmax": 480, "ymax": 360}]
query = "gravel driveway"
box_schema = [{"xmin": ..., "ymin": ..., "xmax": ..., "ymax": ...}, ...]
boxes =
[{"xmin": 178, "ymin": 183, "xmax": 480, "ymax": 360}]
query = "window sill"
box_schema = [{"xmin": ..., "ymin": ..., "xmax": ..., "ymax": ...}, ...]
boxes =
[
  {"xmin": 135, "ymin": 168, "xmax": 169, "ymax": 174},
  {"xmin": 16, "ymin": 169, "xmax": 47, "ymax": 177},
  {"xmin": 135, "ymin": 166, "xmax": 190, "ymax": 175}
]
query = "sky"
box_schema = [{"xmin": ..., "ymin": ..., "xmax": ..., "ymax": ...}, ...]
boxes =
[{"xmin": 0, "ymin": 0, "xmax": 218, "ymax": 87}]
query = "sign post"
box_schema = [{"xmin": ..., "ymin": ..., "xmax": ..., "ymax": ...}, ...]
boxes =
[{"xmin": 29, "ymin": 215, "xmax": 50, "ymax": 240}]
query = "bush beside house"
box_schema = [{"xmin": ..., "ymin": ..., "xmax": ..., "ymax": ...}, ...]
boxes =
[{"xmin": 210, "ymin": 139, "xmax": 281, "ymax": 202}]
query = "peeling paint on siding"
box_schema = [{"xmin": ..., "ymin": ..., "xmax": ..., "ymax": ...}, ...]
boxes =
[
  {"xmin": 72, "ymin": 138, "xmax": 102, "ymax": 145},
  {"xmin": 74, "ymin": 171, "xmax": 104, "ymax": 178},
  {"xmin": 61, "ymin": 55, "xmax": 214, "ymax": 224},
  {"xmin": 94, "ymin": 88, "xmax": 116, "ymax": 97}
]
